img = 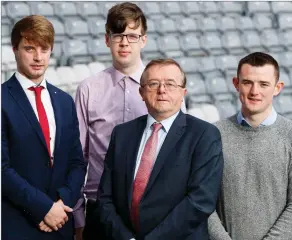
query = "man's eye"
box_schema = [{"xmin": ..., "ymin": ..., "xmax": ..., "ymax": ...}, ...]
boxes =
[
  {"xmin": 112, "ymin": 34, "xmax": 122, "ymax": 39},
  {"xmin": 128, "ymin": 34, "xmax": 139, "ymax": 40},
  {"xmin": 149, "ymin": 82, "xmax": 159, "ymax": 88},
  {"xmin": 25, "ymin": 47, "xmax": 33, "ymax": 51}
]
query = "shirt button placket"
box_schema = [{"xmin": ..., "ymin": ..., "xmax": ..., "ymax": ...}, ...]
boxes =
[{"xmin": 124, "ymin": 77, "xmax": 131, "ymax": 122}]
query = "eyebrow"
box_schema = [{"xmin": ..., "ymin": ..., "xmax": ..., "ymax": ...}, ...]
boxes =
[
  {"xmin": 148, "ymin": 78, "xmax": 176, "ymax": 82},
  {"xmin": 23, "ymin": 45, "xmax": 50, "ymax": 50},
  {"xmin": 111, "ymin": 33, "xmax": 140, "ymax": 35},
  {"xmin": 241, "ymin": 79, "xmax": 271, "ymax": 85}
]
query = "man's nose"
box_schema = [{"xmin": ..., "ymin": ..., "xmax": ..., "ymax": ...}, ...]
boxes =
[
  {"xmin": 250, "ymin": 84, "xmax": 259, "ymax": 95},
  {"xmin": 120, "ymin": 35, "xmax": 129, "ymax": 45},
  {"xmin": 157, "ymin": 83, "xmax": 166, "ymax": 93},
  {"xmin": 33, "ymin": 50, "xmax": 42, "ymax": 61}
]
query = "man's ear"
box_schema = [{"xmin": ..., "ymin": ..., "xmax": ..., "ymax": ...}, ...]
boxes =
[
  {"xmin": 139, "ymin": 87, "xmax": 145, "ymax": 101},
  {"xmin": 12, "ymin": 46, "xmax": 17, "ymax": 54},
  {"xmin": 140, "ymin": 35, "xmax": 147, "ymax": 49},
  {"xmin": 273, "ymin": 80, "xmax": 284, "ymax": 97},
  {"xmin": 233, "ymin": 77, "xmax": 240, "ymax": 92},
  {"xmin": 183, "ymin": 89, "xmax": 187, "ymax": 99},
  {"xmin": 105, "ymin": 34, "xmax": 110, "ymax": 48}
]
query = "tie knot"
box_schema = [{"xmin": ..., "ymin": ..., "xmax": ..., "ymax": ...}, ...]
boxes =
[
  {"xmin": 28, "ymin": 86, "xmax": 44, "ymax": 95},
  {"xmin": 152, "ymin": 122, "xmax": 162, "ymax": 132}
]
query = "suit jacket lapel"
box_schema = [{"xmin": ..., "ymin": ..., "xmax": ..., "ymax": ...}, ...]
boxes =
[
  {"xmin": 46, "ymin": 83, "xmax": 61, "ymax": 156},
  {"xmin": 126, "ymin": 116, "xmax": 147, "ymax": 210},
  {"xmin": 7, "ymin": 75, "xmax": 48, "ymax": 153},
  {"xmin": 143, "ymin": 112, "xmax": 186, "ymax": 199}
]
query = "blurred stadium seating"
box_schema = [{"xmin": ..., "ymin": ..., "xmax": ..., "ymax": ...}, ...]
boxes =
[{"xmin": 1, "ymin": 1, "xmax": 292, "ymax": 121}]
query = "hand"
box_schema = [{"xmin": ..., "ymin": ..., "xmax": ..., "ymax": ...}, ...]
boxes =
[
  {"xmin": 57, "ymin": 199, "xmax": 72, "ymax": 216},
  {"xmin": 75, "ymin": 227, "xmax": 84, "ymax": 240},
  {"xmin": 44, "ymin": 200, "xmax": 73, "ymax": 231},
  {"xmin": 55, "ymin": 199, "xmax": 73, "ymax": 228},
  {"xmin": 39, "ymin": 221, "xmax": 53, "ymax": 232}
]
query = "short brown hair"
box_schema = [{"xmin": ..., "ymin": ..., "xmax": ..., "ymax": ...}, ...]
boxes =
[
  {"xmin": 141, "ymin": 59, "xmax": 187, "ymax": 87},
  {"xmin": 237, "ymin": 52, "xmax": 279, "ymax": 82},
  {"xmin": 105, "ymin": 2, "xmax": 147, "ymax": 35},
  {"xmin": 11, "ymin": 15, "xmax": 55, "ymax": 50}
]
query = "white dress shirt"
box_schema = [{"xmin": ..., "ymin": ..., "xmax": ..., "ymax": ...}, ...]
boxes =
[
  {"xmin": 130, "ymin": 111, "xmax": 180, "ymax": 240},
  {"xmin": 134, "ymin": 111, "xmax": 180, "ymax": 179},
  {"xmin": 15, "ymin": 72, "xmax": 56, "ymax": 158}
]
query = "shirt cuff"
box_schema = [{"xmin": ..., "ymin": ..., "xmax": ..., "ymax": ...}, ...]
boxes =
[{"xmin": 73, "ymin": 207, "xmax": 86, "ymax": 228}]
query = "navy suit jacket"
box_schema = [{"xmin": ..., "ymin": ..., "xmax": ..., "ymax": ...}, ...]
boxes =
[
  {"xmin": 97, "ymin": 111, "xmax": 224, "ymax": 240},
  {"xmin": 2, "ymin": 75, "xmax": 87, "ymax": 240}
]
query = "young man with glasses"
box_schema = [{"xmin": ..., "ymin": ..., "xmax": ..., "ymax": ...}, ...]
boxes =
[
  {"xmin": 97, "ymin": 58, "xmax": 224, "ymax": 239},
  {"xmin": 74, "ymin": 2, "xmax": 147, "ymax": 239}
]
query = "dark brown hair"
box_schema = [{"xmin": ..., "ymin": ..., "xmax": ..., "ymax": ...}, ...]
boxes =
[
  {"xmin": 141, "ymin": 59, "xmax": 187, "ymax": 87},
  {"xmin": 11, "ymin": 15, "xmax": 55, "ymax": 50},
  {"xmin": 105, "ymin": 2, "xmax": 147, "ymax": 35},
  {"xmin": 237, "ymin": 52, "xmax": 279, "ymax": 82}
]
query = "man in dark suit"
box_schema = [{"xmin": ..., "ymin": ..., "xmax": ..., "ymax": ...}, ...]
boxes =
[
  {"xmin": 97, "ymin": 59, "xmax": 224, "ymax": 239},
  {"xmin": 2, "ymin": 15, "xmax": 87, "ymax": 240}
]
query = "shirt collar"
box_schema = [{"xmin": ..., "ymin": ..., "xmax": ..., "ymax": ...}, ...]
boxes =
[
  {"xmin": 15, "ymin": 71, "xmax": 47, "ymax": 90},
  {"xmin": 129, "ymin": 61, "xmax": 145, "ymax": 83},
  {"xmin": 237, "ymin": 107, "xmax": 277, "ymax": 127},
  {"xmin": 111, "ymin": 61, "xmax": 145, "ymax": 85},
  {"xmin": 145, "ymin": 111, "xmax": 180, "ymax": 133}
]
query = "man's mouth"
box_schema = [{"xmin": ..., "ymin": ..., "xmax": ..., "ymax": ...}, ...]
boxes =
[
  {"xmin": 31, "ymin": 65, "xmax": 43, "ymax": 69},
  {"xmin": 248, "ymin": 97, "xmax": 261, "ymax": 102},
  {"xmin": 118, "ymin": 51, "xmax": 130, "ymax": 56}
]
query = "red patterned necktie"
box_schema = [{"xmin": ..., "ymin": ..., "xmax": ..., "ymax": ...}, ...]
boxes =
[
  {"xmin": 131, "ymin": 122, "xmax": 163, "ymax": 230},
  {"xmin": 28, "ymin": 86, "xmax": 52, "ymax": 167}
]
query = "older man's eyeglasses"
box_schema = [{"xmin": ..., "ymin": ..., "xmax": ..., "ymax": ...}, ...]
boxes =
[
  {"xmin": 141, "ymin": 81, "xmax": 184, "ymax": 91},
  {"xmin": 110, "ymin": 33, "xmax": 143, "ymax": 43}
]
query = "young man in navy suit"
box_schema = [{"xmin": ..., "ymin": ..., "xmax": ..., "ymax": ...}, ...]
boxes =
[
  {"xmin": 2, "ymin": 15, "xmax": 87, "ymax": 240},
  {"xmin": 97, "ymin": 59, "xmax": 224, "ymax": 239}
]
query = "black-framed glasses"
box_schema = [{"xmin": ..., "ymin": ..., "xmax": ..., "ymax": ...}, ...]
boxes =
[
  {"xmin": 110, "ymin": 33, "xmax": 143, "ymax": 43},
  {"xmin": 141, "ymin": 81, "xmax": 184, "ymax": 91}
]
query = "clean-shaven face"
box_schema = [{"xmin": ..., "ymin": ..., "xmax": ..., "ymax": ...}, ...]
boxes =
[
  {"xmin": 233, "ymin": 63, "xmax": 283, "ymax": 117},
  {"xmin": 105, "ymin": 21, "xmax": 147, "ymax": 69},
  {"xmin": 13, "ymin": 38, "xmax": 51, "ymax": 83},
  {"xmin": 139, "ymin": 64, "xmax": 187, "ymax": 121}
]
